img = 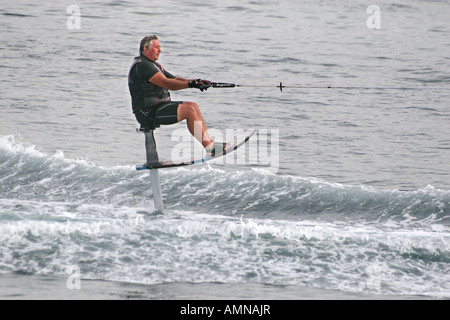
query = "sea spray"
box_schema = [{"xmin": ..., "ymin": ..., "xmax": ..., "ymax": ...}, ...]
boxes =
[{"xmin": 1, "ymin": 136, "xmax": 449, "ymax": 297}]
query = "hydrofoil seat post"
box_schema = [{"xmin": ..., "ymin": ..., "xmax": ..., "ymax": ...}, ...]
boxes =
[
  {"xmin": 143, "ymin": 129, "xmax": 159, "ymax": 165},
  {"xmin": 139, "ymin": 127, "xmax": 164, "ymax": 212}
]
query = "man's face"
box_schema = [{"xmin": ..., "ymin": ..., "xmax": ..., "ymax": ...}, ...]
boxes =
[{"xmin": 143, "ymin": 40, "xmax": 162, "ymax": 61}]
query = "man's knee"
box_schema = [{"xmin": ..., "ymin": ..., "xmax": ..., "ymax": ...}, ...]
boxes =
[
  {"xmin": 179, "ymin": 102, "xmax": 199, "ymax": 116},
  {"xmin": 183, "ymin": 102, "xmax": 198, "ymax": 111}
]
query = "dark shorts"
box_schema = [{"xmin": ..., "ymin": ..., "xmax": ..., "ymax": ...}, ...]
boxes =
[{"xmin": 135, "ymin": 101, "xmax": 182, "ymax": 130}]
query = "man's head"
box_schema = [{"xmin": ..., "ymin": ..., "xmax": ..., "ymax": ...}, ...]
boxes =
[{"xmin": 140, "ymin": 35, "xmax": 162, "ymax": 61}]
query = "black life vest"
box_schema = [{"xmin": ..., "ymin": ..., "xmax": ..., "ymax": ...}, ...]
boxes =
[{"xmin": 128, "ymin": 56, "xmax": 171, "ymax": 113}]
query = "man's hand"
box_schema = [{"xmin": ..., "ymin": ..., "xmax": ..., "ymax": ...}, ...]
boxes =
[{"xmin": 189, "ymin": 79, "xmax": 212, "ymax": 92}]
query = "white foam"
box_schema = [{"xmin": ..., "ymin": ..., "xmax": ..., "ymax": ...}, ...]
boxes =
[
  {"xmin": 0, "ymin": 135, "xmax": 44, "ymax": 158},
  {"xmin": 0, "ymin": 135, "xmax": 103, "ymax": 169}
]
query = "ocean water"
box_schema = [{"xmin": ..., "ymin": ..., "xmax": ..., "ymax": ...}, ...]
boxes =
[{"xmin": 1, "ymin": 0, "xmax": 450, "ymax": 299}]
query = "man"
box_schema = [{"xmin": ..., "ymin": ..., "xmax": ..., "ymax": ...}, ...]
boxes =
[{"xmin": 128, "ymin": 35, "xmax": 228, "ymax": 157}]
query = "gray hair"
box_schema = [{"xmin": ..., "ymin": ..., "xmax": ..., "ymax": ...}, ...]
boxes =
[{"xmin": 139, "ymin": 35, "xmax": 158, "ymax": 54}]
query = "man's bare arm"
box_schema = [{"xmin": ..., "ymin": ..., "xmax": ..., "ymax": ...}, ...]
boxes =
[
  {"xmin": 174, "ymin": 76, "xmax": 193, "ymax": 82},
  {"xmin": 149, "ymin": 72, "xmax": 189, "ymax": 90}
]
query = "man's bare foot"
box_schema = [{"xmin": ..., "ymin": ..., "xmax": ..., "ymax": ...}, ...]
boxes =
[{"xmin": 206, "ymin": 142, "xmax": 232, "ymax": 157}]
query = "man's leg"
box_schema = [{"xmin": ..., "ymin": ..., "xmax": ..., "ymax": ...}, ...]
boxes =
[{"xmin": 177, "ymin": 102, "xmax": 214, "ymax": 149}]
